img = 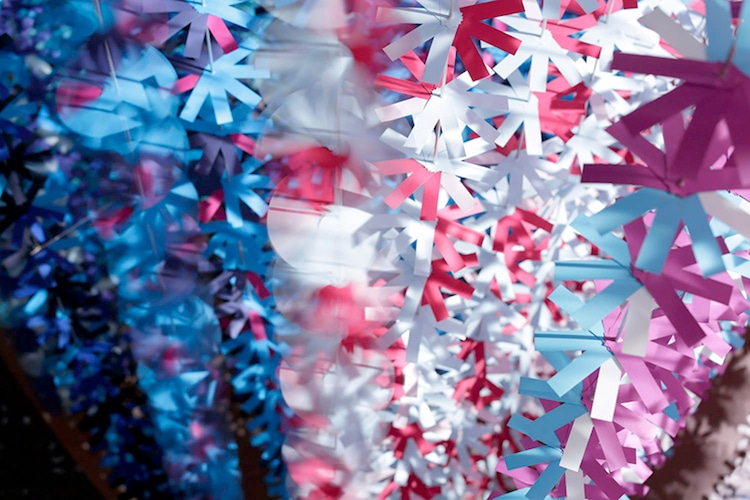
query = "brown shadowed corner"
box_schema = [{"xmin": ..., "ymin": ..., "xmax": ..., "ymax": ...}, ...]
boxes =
[{"xmin": 638, "ymin": 336, "xmax": 750, "ymax": 500}]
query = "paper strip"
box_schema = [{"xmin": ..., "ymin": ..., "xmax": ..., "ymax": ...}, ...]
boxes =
[
  {"xmin": 639, "ymin": 8, "xmax": 706, "ymax": 61},
  {"xmin": 565, "ymin": 469, "xmax": 585, "ymax": 498},
  {"xmin": 590, "ymin": 357, "xmax": 622, "ymax": 422},
  {"xmin": 621, "ymin": 287, "xmax": 654, "ymax": 357},
  {"xmin": 560, "ymin": 413, "xmax": 594, "ymax": 471}
]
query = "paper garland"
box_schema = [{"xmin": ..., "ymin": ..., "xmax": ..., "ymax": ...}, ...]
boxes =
[{"xmin": 4, "ymin": 0, "xmax": 750, "ymax": 499}]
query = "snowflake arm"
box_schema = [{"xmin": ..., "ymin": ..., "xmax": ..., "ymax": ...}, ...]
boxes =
[
  {"xmin": 177, "ymin": 45, "xmax": 269, "ymax": 124},
  {"xmin": 378, "ymin": 0, "xmax": 524, "ymax": 84}
]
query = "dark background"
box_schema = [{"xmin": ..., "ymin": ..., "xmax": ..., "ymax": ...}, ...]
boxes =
[{"xmin": 0, "ymin": 357, "xmax": 101, "ymax": 499}]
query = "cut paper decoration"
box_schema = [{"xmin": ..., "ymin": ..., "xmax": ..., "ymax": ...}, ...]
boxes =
[
  {"xmin": 377, "ymin": 0, "xmax": 524, "ymax": 83},
  {"xmin": 56, "ymin": 43, "xmax": 182, "ymax": 154},
  {"xmin": 176, "ymin": 38, "xmax": 269, "ymax": 124},
  {"xmin": 584, "ymin": 188, "xmax": 725, "ymax": 277},
  {"xmin": 583, "ymin": 52, "xmax": 750, "ymax": 195},
  {"xmin": 142, "ymin": 0, "xmax": 254, "ymax": 58},
  {"xmin": 492, "ymin": 15, "xmax": 586, "ymax": 93},
  {"xmin": 375, "ymin": 53, "xmax": 509, "ymax": 160}
]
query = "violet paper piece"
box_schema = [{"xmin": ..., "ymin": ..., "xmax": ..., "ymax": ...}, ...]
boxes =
[
  {"xmin": 491, "ymin": 182, "xmax": 750, "ymax": 497},
  {"xmin": 190, "ymin": 133, "xmax": 242, "ymax": 176},
  {"xmin": 499, "ymin": 319, "xmax": 731, "ymax": 498},
  {"xmin": 581, "ymin": 52, "xmax": 750, "ymax": 194}
]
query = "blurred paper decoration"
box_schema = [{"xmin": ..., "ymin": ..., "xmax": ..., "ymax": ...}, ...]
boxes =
[
  {"xmin": 0, "ymin": 131, "xmax": 48, "ymax": 235},
  {"xmin": 258, "ymin": 0, "xmax": 351, "ymax": 30},
  {"xmin": 106, "ymin": 160, "xmax": 246, "ymax": 498},
  {"xmin": 1, "ymin": 153, "xmax": 177, "ymax": 497},
  {"xmin": 56, "ymin": 42, "xmax": 186, "ymax": 155},
  {"xmin": 0, "ymin": 4, "xmax": 183, "ymax": 496},
  {"xmin": 8, "ymin": 0, "xmax": 750, "ymax": 499},
  {"xmin": 254, "ymin": 22, "xmax": 382, "ymax": 155},
  {"xmin": 535, "ymin": 0, "xmax": 601, "ymax": 19}
]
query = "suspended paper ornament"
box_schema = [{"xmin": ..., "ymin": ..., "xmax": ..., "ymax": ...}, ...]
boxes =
[
  {"xmin": 175, "ymin": 37, "xmax": 268, "ymax": 125},
  {"xmin": 377, "ymin": 0, "xmax": 524, "ymax": 83},
  {"xmin": 9, "ymin": 0, "xmax": 750, "ymax": 499},
  {"xmin": 375, "ymin": 52, "xmax": 510, "ymax": 160},
  {"xmin": 142, "ymin": 0, "xmax": 254, "ymax": 58},
  {"xmin": 582, "ymin": 52, "xmax": 750, "ymax": 195},
  {"xmin": 56, "ymin": 42, "xmax": 186, "ymax": 156}
]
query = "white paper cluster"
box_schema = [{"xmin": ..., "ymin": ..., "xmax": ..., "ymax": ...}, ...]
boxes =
[{"xmin": 252, "ymin": 0, "xmax": 718, "ymax": 498}]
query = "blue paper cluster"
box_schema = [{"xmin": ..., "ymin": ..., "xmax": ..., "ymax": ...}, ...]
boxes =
[{"xmin": 1, "ymin": 0, "xmax": 292, "ymax": 498}]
